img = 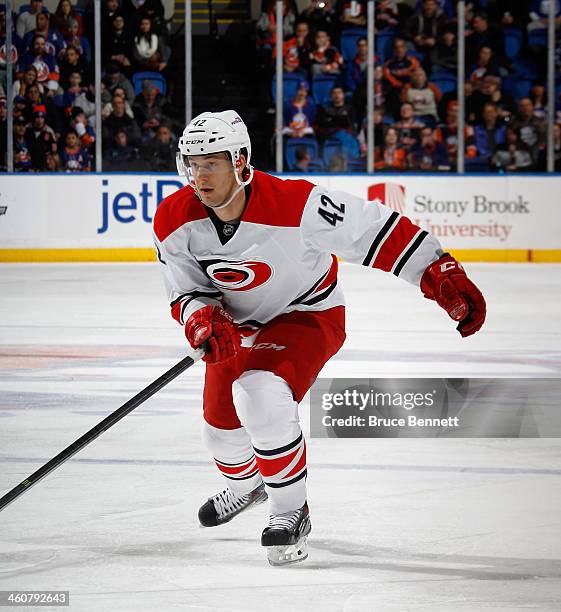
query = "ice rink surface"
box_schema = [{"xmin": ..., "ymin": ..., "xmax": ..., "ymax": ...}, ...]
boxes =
[{"xmin": 1, "ymin": 262, "xmax": 560, "ymax": 611}]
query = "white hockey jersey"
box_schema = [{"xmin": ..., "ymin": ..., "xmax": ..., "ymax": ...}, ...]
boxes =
[{"xmin": 153, "ymin": 170, "xmax": 442, "ymax": 329}]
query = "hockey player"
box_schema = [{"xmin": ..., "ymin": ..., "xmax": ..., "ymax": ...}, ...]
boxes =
[{"xmin": 153, "ymin": 110, "xmax": 486, "ymax": 566}]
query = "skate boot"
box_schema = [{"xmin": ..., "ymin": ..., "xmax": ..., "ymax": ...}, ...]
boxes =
[
  {"xmin": 198, "ymin": 483, "xmax": 267, "ymax": 527},
  {"xmin": 261, "ymin": 502, "xmax": 312, "ymax": 566}
]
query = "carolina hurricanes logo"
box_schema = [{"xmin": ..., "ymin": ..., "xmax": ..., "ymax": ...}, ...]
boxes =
[
  {"xmin": 368, "ymin": 183, "xmax": 406, "ymax": 214},
  {"xmin": 200, "ymin": 259, "xmax": 274, "ymax": 292}
]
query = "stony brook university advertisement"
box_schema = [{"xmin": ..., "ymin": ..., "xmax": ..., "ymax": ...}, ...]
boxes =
[{"xmin": 0, "ymin": 174, "xmax": 560, "ymax": 261}]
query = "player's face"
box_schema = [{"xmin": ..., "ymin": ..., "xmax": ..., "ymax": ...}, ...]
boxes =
[{"xmin": 187, "ymin": 153, "xmax": 238, "ymax": 208}]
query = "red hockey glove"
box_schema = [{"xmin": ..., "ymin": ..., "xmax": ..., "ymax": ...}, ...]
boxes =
[
  {"xmin": 185, "ymin": 305, "xmax": 241, "ymax": 364},
  {"xmin": 420, "ymin": 254, "xmax": 486, "ymax": 338}
]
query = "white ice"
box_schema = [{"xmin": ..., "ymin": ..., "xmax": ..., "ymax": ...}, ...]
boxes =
[{"xmin": 0, "ymin": 262, "xmax": 560, "ymax": 611}]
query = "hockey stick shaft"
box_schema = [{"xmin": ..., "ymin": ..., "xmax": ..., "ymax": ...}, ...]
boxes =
[{"xmin": 0, "ymin": 349, "xmax": 204, "ymax": 513}]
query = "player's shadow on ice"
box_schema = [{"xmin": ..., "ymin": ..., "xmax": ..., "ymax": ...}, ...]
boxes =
[{"xmin": 306, "ymin": 539, "xmax": 561, "ymax": 580}]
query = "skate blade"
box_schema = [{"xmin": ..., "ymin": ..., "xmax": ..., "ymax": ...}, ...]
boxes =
[{"xmin": 266, "ymin": 537, "xmax": 309, "ymax": 566}]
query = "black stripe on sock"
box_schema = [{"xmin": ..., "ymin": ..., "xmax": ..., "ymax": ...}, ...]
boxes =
[
  {"xmin": 223, "ymin": 469, "xmax": 260, "ymax": 481},
  {"xmin": 253, "ymin": 432, "xmax": 303, "ymax": 457},
  {"xmin": 266, "ymin": 469, "xmax": 307, "ymax": 488}
]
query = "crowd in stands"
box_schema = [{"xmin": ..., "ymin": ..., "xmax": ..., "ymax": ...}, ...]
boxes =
[
  {"xmin": 1, "ymin": 0, "xmax": 177, "ymax": 172},
  {"xmin": 2, "ymin": 0, "xmax": 561, "ymax": 173},
  {"xmin": 257, "ymin": 0, "xmax": 560, "ymax": 172}
]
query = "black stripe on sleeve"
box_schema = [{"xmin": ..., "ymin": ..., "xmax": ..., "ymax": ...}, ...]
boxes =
[
  {"xmin": 393, "ymin": 231, "xmax": 429, "ymax": 277},
  {"xmin": 170, "ymin": 290, "xmax": 221, "ymax": 309},
  {"xmin": 301, "ymin": 280, "xmax": 338, "ymax": 306},
  {"xmin": 253, "ymin": 432, "xmax": 303, "ymax": 457},
  {"xmin": 362, "ymin": 211, "xmax": 400, "ymax": 267}
]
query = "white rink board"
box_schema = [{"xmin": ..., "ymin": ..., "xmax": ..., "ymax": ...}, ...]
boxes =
[{"xmin": 0, "ymin": 174, "xmax": 560, "ymax": 249}]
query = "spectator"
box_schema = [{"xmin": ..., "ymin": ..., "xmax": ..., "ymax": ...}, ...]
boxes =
[
  {"xmin": 59, "ymin": 128, "xmax": 91, "ymax": 172},
  {"xmin": 469, "ymin": 75, "xmax": 516, "ymax": 124},
  {"xmin": 18, "ymin": 34, "xmax": 60, "ymax": 93},
  {"xmin": 375, "ymin": 126, "xmax": 407, "ymax": 170},
  {"xmin": 528, "ymin": 0, "xmax": 561, "ymax": 33},
  {"xmin": 122, "ymin": 0, "xmax": 166, "ymax": 33},
  {"xmin": 59, "ymin": 45, "xmax": 90, "ymax": 89},
  {"xmin": 51, "ymin": 0, "xmax": 84, "ymax": 40},
  {"xmin": 316, "ymin": 85, "xmax": 357, "ymax": 145},
  {"xmin": 344, "ymin": 37, "xmax": 369, "ymax": 92},
  {"xmin": 530, "ymin": 83, "xmax": 547, "ymax": 121},
  {"xmin": 68, "ymin": 106, "xmax": 95, "ymax": 151},
  {"xmin": 488, "ymin": 0, "xmax": 531, "ymax": 29},
  {"xmin": 101, "ymin": 0, "xmax": 122, "ymax": 45},
  {"xmin": 292, "ymin": 146, "xmax": 311, "ymax": 172},
  {"xmin": 0, "ymin": 97, "xmax": 7, "ymax": 171},
  {"xmin": 45, "ymin": 151, "xmax": 61, "ymax": 171},
  {"xmin": 63, "ymin": 17, "xmax": 92, "ymax": 63},
  {"xmin": 336, "ymin": 0, "xmax": 367, "ymax": 29},
  {"xmin": 392, "ymin": 101, "xmax": 425, "ymax": 148},
  {"xmin": 555, "ymin": 123, "xmax": 561, "ymax": 171},
  {"xmin": 282, "ymin": 80, "xmax": 317, "ymax": 137},
  {"xmin": 473, "ymin": 102, "xmax": 506, "ymax": 159},
  {"xmin": 22, "ymin": 13, "xmax": 66, "ymax": 58},
  {"xmin": 103, "ymin": 94, "xmax": 141, "ymax": 146},
  {"xmin": 309, "ymin": 29, "xmax": 343, "ymax": 78},
  {"xmin": 257, "ymin": 0, "xmax": 296, "ymax": 52},
  {"xmin": 132, "ymin": 80, "xmax": 169, "ymax": 140},
  {"xmin": 62, "ymin": 71, "xmax": 87, "ymax": 106},
  {"xmin": 12, "ymin": 65, "xmax": 44, "ymax": 99},
  {"xmin": 141, "ymin": 124, "xmax": 176, "ymax": 171},
  {"xmin": 400, "ymin": 67, "xmax": 441, "ymax": 124},
  {"xmin": 103, "ymin": 63, "xmax": 135, "ymax": 103},
  {"xmin": 352, "ymin": 64, "xmax": 398, "ymax": 128},
  {"xmin": 466, "ymin": 11, "xmax": 506, "ymax": 68},
  {"xmin": 383, "ymin": 38, "xmax": 421, "ymax": 92},
  {"xmin": 409, "ymin": 125, "xmax": 451, "ymax": 170},
  {"xmin": 280, "ymin": 21, "xmax": 312, "ymax": 76},
  {"xmin": 26, "ymin": 104, "xmax": 57, "ymax": 169},
  {"xmin": 435, "ymin": 100, "xmax": 477, "ymax": 164},
  {"xmin": 72, "ymin": 83, "xmax": 97, "ymax": 127},
  {"xmin": 404, "ymin": 0, "xmax": 446, "ymax": 54},
  {"xmin": 298, "ymin": 1, "xmax": 339, "ymax": 43},
  {"xmin": 104, "ymin": 129, "xmax": 138, "ymax": 170},
  {"xmin": 104, "ymin": 14, "xmax": 133, "ymax": 74},
  {"xmin": 103, "ymin": 89, "xmax": 135, "ymax": 120},
  {"xmin": 14, "ymin": 116, "xmax": 34, "ymax": 171},
  {"xmin": 375, "ymin": 1, "xmax": 400, "ymax": 31},
  {"xmin": 24, "ymin": 83, "xmax": 60, "ymax": 133},
  {"xmin": 16, "ymin": 0, "xmax": 47, "ymax": 40},
  {"xmin": 132, "ymin": 17, "xmax": 170, "ymax": 72},
  {"xmin": 492, "ymin": 127, "xmax": 534, "ymax": 171},
  {"xmin": 510, "ymin": 97, "xmax": 546, "ymax": 164},
  {"xmin": 468, "ymin": 46, "xmax": 502, "ymax": 86},
  {"xmin": 430, "ymin": 26, "xmax": 457, "ymax": 73}
]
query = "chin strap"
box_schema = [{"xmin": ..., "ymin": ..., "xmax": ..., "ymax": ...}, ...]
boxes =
[{"xmin": 193, "ymin": 164, "xmax": 254, "ymax": 210}]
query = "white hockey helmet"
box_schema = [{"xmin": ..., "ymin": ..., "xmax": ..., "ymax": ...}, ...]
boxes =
[{"xmin": 177, "ymin": 110, "xmax": 253, "ymax": 189}]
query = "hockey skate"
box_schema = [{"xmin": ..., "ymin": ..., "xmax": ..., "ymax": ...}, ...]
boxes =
[
  {"xmin": 261, "ymin": 502, "xmax": 311, "ymax": 566},
  {"xmin": 198, "ymin": 483, "xmax": 267, "ymax": 527}
]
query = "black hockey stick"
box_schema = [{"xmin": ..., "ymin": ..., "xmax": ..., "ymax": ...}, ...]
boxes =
[{"xmin": 0, "ymin": 349, "xmax": 204, "ymax": 513}]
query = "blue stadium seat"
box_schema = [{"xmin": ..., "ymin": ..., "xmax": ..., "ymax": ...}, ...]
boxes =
[
  {"xmin": 503, "ymin": 28, "xmax": 523, "ymax": 60},
  {"xmin": 18, "ymin": 3, "xmax": 49, "ymax": 13},
  {"xmin": 132, "ymin": 71, "xmax": 167, "ymax": 96},
  {"xmin": 285, "ymin": 137, "xmax": 319, "ymax": 170},
  {"xmin": 340, "ymin": 27, "xmax": 367, "ymax": 62},
  {"xmin": 528, "ymin": 28, "xmax": 547, "ymax": 48},
  {"xmin": 431, "ymin": 74, "xmax": 457, "ymax": 95},
  {"xmin": 271, "ymin": 73, "xmax": 306, "ymax": 103},
  {"xmin": 322, "ymin": 138, "xmax": 343, "ymax": 167},
  {"xmin": 312, "ymin": 74, "xmax": 338, "ymax": 105},
  {"xmin": 504, "ymin": 74, "xmax": 533, "ymax": 100},
  {"xmin": 375, "ymin": 30, "xmax": 396, "ymax": 62},
  {"xmin": 307, "ymin": 159, "xmax": 326, "ymax": 172}
]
